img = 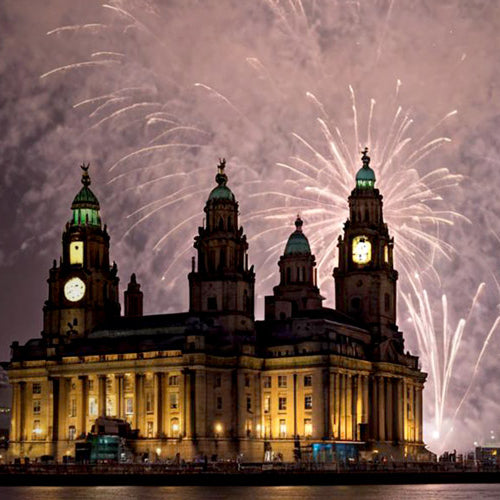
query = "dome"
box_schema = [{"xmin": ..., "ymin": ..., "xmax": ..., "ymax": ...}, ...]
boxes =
[
  {"xmin": 207, "ymin": 158, "xmax": 235, "ymax": 201},
  {"xmin": 284, "ymin": 216, "xmax": 311, "ymax": 255},
  {"xmin": 356, "ymin": 148, "xmax": 376, "ymax": 189},
  {"xmin": 208, "ymin": 184, "xmax": 235, "ymax": 201},
  {"xmin": 70, "ymin": 164, "xmax": 101, "ymax": 227}
]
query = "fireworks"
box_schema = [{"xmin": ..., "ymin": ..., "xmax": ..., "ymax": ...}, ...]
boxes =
[{"xmin": 37, "ymin": 0, "xmax": 499, "ymax": 448}]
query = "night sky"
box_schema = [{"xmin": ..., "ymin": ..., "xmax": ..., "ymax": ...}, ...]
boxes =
[{"xmin": 1, "ymin": 0, "xmax": 500, "ymax": 452}]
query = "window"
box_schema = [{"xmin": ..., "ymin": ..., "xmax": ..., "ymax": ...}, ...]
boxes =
[
  {"xmin": 88, "ymin": 379, "xmax": 94, "ymax": 391},
  {"xmin": 125, "ymin": 398, "xmax": 133, "ymax": 415},
  {"xmin": 246, "ymin": 396, "xmax": 252, "ymax": 412},
  {"xmin": 32, "ymin": 420, "xmax": 41, "ymax": 440},
  {"xmin": 264, "ymin": 395, "xmax": 271, "ymax": 413},
  {"xmin": 171, "ymin": 418, "xmax": 180, "ymax": 436},
  {"xmin": 304, "ymin": 375, "xmax": 312, "ymax": 387},
  {"xmin": 214, "ymin": 374, "xmax": 222, "ymax": 388},
  {"xmin": 146, "ymin": 392, "xmax": 154, "ymax": 414},
  {"xmin": 32, "ymin": 383, "xmax": 41, "ymax": 394},
  {"xmin": 279, "ymin": 397, "xmax": 287, "ymax": 411},
  {"xmin": 279, "ymin": 419, "xmax": 286, "ymax": 438},
  {"xmin": 170, "ymin": 392, "xmax": 178, "ymax": 410},
  {"xmin": 263, "ymin": 376, "xmax": 271, "ymax": 388},
  {"xmin": 304, "ymin": 394, "xmax": 313, "ymax": 410},
  {"xmin": 168, "ymin": 375, "xmax": 179, "ymax": 386},
  {"xmin": 70, "ymin": 398, "xmax": 77, "ymax": 418},
  {"xmin": 147, "ymin": 421, "xmax": 154, "ymax": 438},
  {"xmin": 106, "ymin": 396, "xmax": 114, "ymax": 417},
  {"xmin": 68, "ymin": 425, "xmax": 76, "ymax": 441},
  {"xmin": 89, "ymin": 397, "xmax": 97, "ymax": 416},
  {"xmin": 216, "ymin": 396, "xmax": 223, "ymax": 410},
  {"xmin": 278, "ymin": 375, "xmax": 287, "ymax": 388},
  {"xmin": 207, "ymin": 296, "xmax": 217, "ymax": 310},
  {"xmin": 304, "ymin": 418, "xmax": 312, "ymax": 437},
  {"xmin": 244, "ymin": 375, "xmax": 250, "ymax": 387},
  {"xmin": 33, "ymin": 400, "xmax": 41, "ymax": 415}
]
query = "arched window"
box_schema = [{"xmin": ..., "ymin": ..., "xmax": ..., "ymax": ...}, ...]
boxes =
[
  {"xmin": 171, "ymin": 417, "xmax": 180, "ymax": 437},
  {"xmin": 227, "ymin": 216, "xmax": 232, "ymax": 231},
  {"xmin": 350, "ymin": 297, "xmax": 362, "ymax": 314},
  {"xmin": 219, "ymin": 217, "xmax": 224, "ymax": 230}
]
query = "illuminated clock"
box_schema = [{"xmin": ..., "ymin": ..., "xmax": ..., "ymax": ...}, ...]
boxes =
[
  {"xmin": 64, "ymin": 277, "xmax": 86, "ymax": 302},
  {"xmin": 352, "ymin": 236, "xmax": 372, "ymax": 265},
  {"xmin": 69, "ymin": 241, "xmax": 84, "ymax": 265}
]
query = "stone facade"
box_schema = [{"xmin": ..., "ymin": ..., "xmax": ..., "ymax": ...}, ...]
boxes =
[{"xmin": 6, "ymin": 155, "xmax": 427, "ymax": 463}]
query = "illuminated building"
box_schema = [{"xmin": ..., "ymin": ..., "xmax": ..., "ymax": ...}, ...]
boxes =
[{"xmin": 6, "ymin": 152, "xmax": 427, "ymax": 462}]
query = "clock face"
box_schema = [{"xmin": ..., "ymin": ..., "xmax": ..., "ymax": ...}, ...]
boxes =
[
  {"xmin": 64, "ymin": 277, "xmax": 86, "ymax": 302},
  {"xmin": 352, "ymin": 236, "xmax": 372, "ymax": 265}
]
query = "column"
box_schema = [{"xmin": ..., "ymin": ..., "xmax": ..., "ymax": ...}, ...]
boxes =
[
  {"xmin": 362, "ymin": 375, "xmax": 369, "ymax": 424},
  {"xmin": 386, "ymin": 378, "xmax": 393, "ymax": 442},
  {"xmin": 116, "ymin": 375, "xmax": 124, "ymax": 420},
  {"xmin": 98, "ymin": 375, "xmax": 107, "ymax": 417},
  {"xmin": 369, "ymin": 376, "xmax": 377, "ymax": 440},
  {"xmin": 11, "ymin": 383, "xmax": 20, "ymax": 442},
  {"xmin": 416, "ymin": 385, "xmax": 423, "ymax": 443},
  {"xmin": 339, "ymin": 373, "xmax": 345, "ymax": 439},
  {"xmin": 134, "ymin": 373, "xmax": 145, "ymax": 435},
  {"xmin": 402, "ymin": 380, "xmax": 408, "ymax": 441},
  {"xmin": 329, "ymin": 373, "xmax": 335, "ymax": 440},
  {"xmin": 352, "ymin": 375, "xmax": 358, "ymax": 440},
  {"xmin": 293, "ymin": 373, "xmax": 298, "ymax": 437},
  {"xmin": 51, "ymin": 378, "xmax": 60, "ymax": 442},
  {"xmin": 396, "ymin": 378, "xmax": 403, "ymax": 442},
  {"xmin": 182, "ymin": 369, "xmax": 191, "ymax": 437},
  {"xmin": 346, "ymin": 374, "xmax": 353, "ymax": 440},
  {"xmin": 333, "ymin": 373, "xmax": 340, "ymax": 439},
  {"xmin": 154, "ymin": 373, "xmax": 163, "ymax": 437},
  {"xmin": 79, "ymin": 376, "xmax": 88, "ymax": 436},
  {"xmin": 378, "ymin": 377, "xmax": 385, "ymax": 441},
  {"xmin": 58, "ymin": 378, "xmax": 69, "ymax": 440},
  {"xmin": 323, "ymin": 368, "xmax": 330, "ymax": 439}
]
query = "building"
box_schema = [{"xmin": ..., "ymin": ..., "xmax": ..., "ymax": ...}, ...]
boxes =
[{"xmin": 6, "ymin": 151, "xmax": 427, "ymax": 463}]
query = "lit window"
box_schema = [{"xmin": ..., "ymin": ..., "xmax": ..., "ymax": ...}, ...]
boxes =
[
  {"xmin": 304, "ymin": 395, "xmax": 313, "ymax": 410},
  {"xmin": 106, "ymin": 396, "xmax": 115, "ymax": 417},
  {"xmin": 32, "ymin": 383, "xmax": 41, "ymax": 394},
  {"xmin": 33, "ymin": 400, "xmax": 41, "ymax": 415},
  {"xmin": 89, "ymin": 397, "xmax": 97, "ymax": 416},
  {"xmin": 279, "ymin": 397, "xmax": 287, "ymax": 411},
  {"xmin": 278, "ymin": 375, "xmax": 287, "ymax": 388},
  {"xmin": 264, "ymin": 395, "xmax": 271, "ymax": 413},
  {"xmin": 263, "ymin": 376, "xmax": 271, "ymax": 388},
  {"xmin": 170, "ymin": 393, "xmax": 178, "ymax": 410},
  {"xmin": 279, "ymin": 419, "xmax": 286, "ymax": 438},
  {"xmin": 304, "ymin": 375, "xmax": 312, "ymax": 387},
  {"xmin": 69, "ymin": 241, "xmax": 84, "ymax": 265},
  {"xmin": 171, "ymin": 418, "xmax": 180, "ymax": 436},
  {"xmin": 32, "ymin": 420, "xmax": 41, "ymax": 440},
  {"xmin": 125, "ymin": 398, "xmax": 133, "ymax": 415},
  {"xmin": 304, "ymin": 418, "xmax": 312, "ymax": 437},
  {"xmin": 69, "ymin": 398, "xmax": 77, "ymax": 418},
  {"xmin": 146, "ymin": 392, "xmax": 154, "ymax": 414},
  {"xmin": 147, "ymin": 421, "xmax": 153, "ymax": 438},
  {"xmin": 168, "ymin": 375, "xmax": 179, "ymax": 386},
  {"xmin": 68, "ymin": 426, "xmax": 76, "ymax": 441}
]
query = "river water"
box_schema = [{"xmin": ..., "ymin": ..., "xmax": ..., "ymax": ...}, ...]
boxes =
[{"xmin": 1, "ymin": 485, "xmax": 499, "ymax": 500}]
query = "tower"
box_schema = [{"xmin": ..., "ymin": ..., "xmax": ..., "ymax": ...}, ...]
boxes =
[
  {"xmin": 188, "ymin": 159, "xmax": 255, "ymax": 340},
  {"xmin": 333, "ymin": 149, "xmax": 398, "ymax": 341},
  {"xmin": 42, "ymin": 164, "xmax": 120, "ymax": 344},
  {"xmin": 265, "ymin": 216, "xmax": 323, "ymax": 319}
]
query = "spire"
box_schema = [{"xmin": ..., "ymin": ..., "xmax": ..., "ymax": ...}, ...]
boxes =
[
  {"xmin": 295, "ymin": 214, "xmax": 303, "ymax": 232},
  {"xmin": 355, "ymin": 147, "xmax": 376, "ymax": 189},
  {"xmin": 215, "ymin": 158, "xmax": 228, "ymax": 186}
]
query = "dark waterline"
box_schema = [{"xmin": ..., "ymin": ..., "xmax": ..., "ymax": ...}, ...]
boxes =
[{"xmin": 2, "ymin": 485, "xmax": 500, "ymax": 500}]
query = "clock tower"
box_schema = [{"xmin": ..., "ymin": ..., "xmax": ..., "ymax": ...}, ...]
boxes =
[
  {"xmin": 333, "ymin": 149, "xmax": 398, "ymax": 341},
  {"xmin": 42, "ymin": 164, "xmax": 120, "ymax": 345}
]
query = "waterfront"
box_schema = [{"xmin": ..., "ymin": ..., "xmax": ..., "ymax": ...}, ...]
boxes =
[{"xmin": 1, "ymin": 485, "xmax": 500, "ymax": 500}]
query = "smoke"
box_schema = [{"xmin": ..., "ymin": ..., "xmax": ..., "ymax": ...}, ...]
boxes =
[{"xmin": 1, "ymin": 0, "xmax": 500, "ymax": 452}]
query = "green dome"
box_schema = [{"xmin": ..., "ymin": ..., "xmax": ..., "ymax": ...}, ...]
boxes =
[
  {"xmin": 208, "ymin": 185, "xmax": 235, "ymax": 201},
  {"xmin": 70, "ymin": 164, "xmax": 101, "ymax": 227},
  {"xmin": 284, "ymin": 216, "xmax": 311, "ymax": 255},
  {"xmin": 356, "ymin": 148, "xmax": 376, "ymax": 189},
  {"xmin": 207, "ymin": 158, "xmax": 235, "ymax": 201}
]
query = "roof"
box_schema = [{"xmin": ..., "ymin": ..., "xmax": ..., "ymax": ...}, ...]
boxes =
[
  {"xmin": 356, "ymin": 148, "xmax": 376, "ymax": 189},
  {"xmin": 284, "ymin": 216, "xmax": 311, "ymax": 255}
]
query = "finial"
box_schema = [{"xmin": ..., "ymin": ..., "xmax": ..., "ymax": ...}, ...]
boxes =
[
  {"xmin": 215, "ymin": 157, "xmax": 228, "ymax": 186},
  {"xmin": 80, "ymin": 163, "xmax": 91, "ymax": 187},
  {"xmin": 130, "ymin": 273, "xmax": 137, "ymax": 284},
  {"xmin": 295, "ymin": 214, "xmax": 303, "ymax": 232},
  {"xmin": 361, "ymin": 147, "xmax": 370, "ymax": 167}
]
